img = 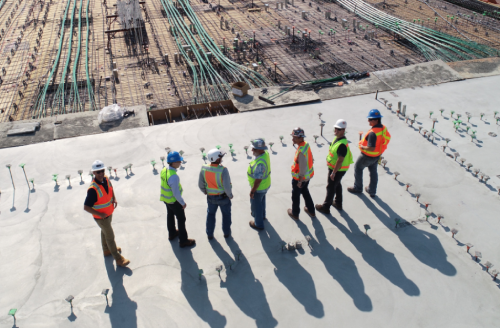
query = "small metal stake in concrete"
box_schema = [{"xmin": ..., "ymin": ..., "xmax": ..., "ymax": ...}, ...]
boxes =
[
  {"xmin": 198, "ymin": 269, "xmax": 204, "ymax": 280},
  {"xmin": 484, "ymin": 261, "xmax": 493, "ymax": 273},
  {"xmin": 318, "ymin": 112, "xmax": 322, "ymax": 120},
  {"xmin": 78, "ymin": 170, "xmax": 83, "ymax": 182},
  {"xmin": 199, "ymin": 147, "xmax": 205, "ymax": 154},
  {"xmin": 405, "ymin": 183, "xmax": 411, "ymax": 191},
  {"xmin": 102, "ymin": 289, "xmax": 109, "ymax": 304},
  {"xmin": 279, "ymin": 136, "xmax": 284, "ymax": 143},
  {"xmin": 66, "ymin": 295, "xmax": 74, "ymax": 307},
  {"xmin": 29, "ymin": 178, "xmax": 34, "ymax": 190},
  {"xmin": 313, "ymin": 135, "xmax": 319, "ymax": 143},
  {"xmin": 364, "ymin": 224, "xmax": 370, "ymax": 235},
  {"xmin": 320, "ymin": 123, "xmax": 325, "ymax": 136},
  {"xmin": 415, "ymin": 193, "xmax": 421, "ymax": 202},
  {"xmin": 151, "ymin": 160, "xmax": 157, "ymax": 170},
  {"xmin": 425, "ymin": 211, "xmax": 431, "ymax": 221},
  {"xmin": 429, "ymin": 111, "xmax": 433, "ymax": 118},
  {"xmin": 8, "ymin": 308, "xmax": 17, "ymax": 325},
  {"xmin": 491, "ymin": 269, "xmax": 499, "ymax": 281},
  {"xmin": 432, "ymin": 118, "xmax": 438, "ymax": 129},
  {"xmin": 305, "ymin": 235, "xmax": 312, "ymax": 246},
  {"xmin": 394, "ymin": 171, "xmax": 400, "ymax": 180},
  {"xmin": 52, "ymin": 174, "xmax": 59, "ymax": 186},
  {"xmin": 19, "ymin": 163, "xmax": 30, "ymax": 188},
  {"xmin": 394, "ymin": 218, "xmax": 401, "ymax": 228},
  {"xmin": 451, "ymin": 228, "xmax": 458, "ymax": 238},
  {"xmin": 89, "ymin": 171, "xmax": 94, "ymax": 179},
  {"xmin": 465, "ymin": 243, "xmax": 473, "ymax": 253},
  {"xmin": 114, "ymin": 169, "xmax": 117, "ymax": 178},
  {"xmin": 268, "ymin": 142, "xmax": 274, "ymax": 151},
  {"xmin": 215, "ymin": 265, "xmax": 223, "ymax": 278},
  {"xmin": 474, "ymin": 251, "xmax": 482, "ymax": 262},
  {"xmin": 358, "ymin": 131, "xmax": 363, "ymax": 141},
  {"xmin": 439, "ymin": 109, "xmax": 445, "ymax": 116},
  {"xmin": 216, "ymin": 145, "xmax": 221, "ymax": 150},
  {"xmin": 66, "ymin": 175, "xmax": 71, "ymax": 186},
  {"xmin": 6, "ymin": 164, "xmax": 15, "ymax": 189},
  {"xmin": 165, "ymin": 147, "xmax": 171, "ymax": 154},
  {"xmin": 436, "ymin": 214, "xmax": 444, "ymax": 224},
  {"xmin": 244, "ymin": 146, "xmax": 249, "ymax": 154},
  {"xmin": 107, "ymin": 166, "xmax": 113, "ymax": 176},
  {"xmin": 480, "ymin": 112, "xmax": 485, "ymax": 120},
  {"xmin": 459, "ymin": 158, "xmax": 466, "ymax": 165},
  {"xmin": 128, "ymin": 164, "xmax": 133, "ymax": 174},
  {"xmin": 381, "ymin": 159, "xmax": 387, "ymax": 168},
  {"xmin": 160, "ymin": 156, "xmax": 165, "ymax": 167},
  {"xmin": 450, "ymin": 110, "xmax": 455, "ymax": 118}
]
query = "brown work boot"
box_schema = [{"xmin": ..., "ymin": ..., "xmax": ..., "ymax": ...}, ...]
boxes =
[
  {"xmin": 365, "ymin": 186, "xmax": 376, "ymax": 198},
  {"xmin": 347, "ymin": 186, "xmax": 362, "ymax": 194},
  {"xmin": 168, "ymin": 230, "xmax": 179, "ymax": 240},
  {"xmin": 315, "ymin": 204, "xmax": 330, "ymax": 214},
  {"xmin": 304, "ymin": 206, "xmax": 316, "ymax": 218},
  {"xmin": 116, "ymin": 256, "xmax": 130, "ymax": 267},
  {"xmin": 332, "ymin": 203, "xmax": 343, "ymax": 211},
  {"xmin": 287, "ymin": 209, "xmax": 299, "ymax": 220},
  {"xmin": 103, "ymin": 247, "xmax": 121, "ymax": 257},
  {"xmin": 249, "ymin": 221, "xmax": 264, "ymax": 230},
  {"xmin": 180, "ymin": 239, "xmax": 196, "ymax": 248}
]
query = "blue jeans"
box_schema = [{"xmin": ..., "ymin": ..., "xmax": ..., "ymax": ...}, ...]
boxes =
[
  {"xmin": 353, "ymin": 154, "xmax": 380, "ymax": 194},
  {"xmin": 250, "ymin": 191, "xmax": 267, "ymax": 229},
  {"xmin": 206, "ymin": 194, "xmax": 232, "ymax": 236}
]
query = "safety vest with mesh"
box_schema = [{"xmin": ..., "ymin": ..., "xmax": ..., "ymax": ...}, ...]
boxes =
[
  {"xmin": 89, "ymin": 177, "xmax": 114, "ymax": 219},
  {"xmin": 291, "ymin": 141, "xmax": 314, "ymax": 180},
  {"xmin": 247, "ymin": 151, "xmax": 271, "ymax": 191},
  {"xmin": 326, "ymin": 138, "xmax": 354, "ymax": 171},
  {"xmin": 160, "ymin": 167, "xmax": 183, "ymax": 204},
  {"xmin": 359, "ymin": 125, "xmax": 391, "ymax": 157},
  {"xmin": 201, "ymin": 164, "xmax": 226, "ymax": 195}
]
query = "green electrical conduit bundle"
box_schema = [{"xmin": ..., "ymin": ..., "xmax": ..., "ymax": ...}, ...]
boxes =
[
  {"xmin": 335, "ymin": 0, "xmax": 499, "ymax": 62},
  {"xmin": 159, "ymin": 0, "xmax": 274, "ymax": 104}
]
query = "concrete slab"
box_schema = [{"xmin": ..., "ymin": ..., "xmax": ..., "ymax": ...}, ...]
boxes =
[
  {"xmin": 318, "ymin": 74, "xmax": 391, "ymax": 100},
  {"xmin": 373, "ymin": 60, "xmax": 463, "ymax": 90},
  {"xmin": 1, "ymin": 76, "xmax": 500, "ymax": 327},
  {"xmin": 229, "ymin": 86, "xmax": 320, "ymax": 112},
  {"xmin": 447, "ymin": 57, "xmax": 500, "ymax": 80}
]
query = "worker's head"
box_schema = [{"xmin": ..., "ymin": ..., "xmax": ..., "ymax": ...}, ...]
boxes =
[
  {"xmin": 250, "ymin": 138, "xmax": 267, "ymax": 156},
  {"xmin": 291, "ymin": 127, "xmax": 306, "ymax": 145},
  {"xmin": 207, "ymin": 149, "xmax": 225, "ymax": 164},
  {"xmin": 333, "ymin": 119, "xmax": 347, "ymax": 137},
  {"xmin": 91, "ymin": 160, "xmax": 106, "ymax": 181},
  {"xmin": 367, "ymin": 109, "xmax": 382, "ymax": 126},
  {"xmin": 167, "ymin": 151, "xmax": 183, "ymax": 168}
]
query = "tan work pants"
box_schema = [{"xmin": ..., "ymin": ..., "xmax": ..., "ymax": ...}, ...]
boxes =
[{"xmin": 94, "ymin": 215, "xmax": 121, "ymax": 261}]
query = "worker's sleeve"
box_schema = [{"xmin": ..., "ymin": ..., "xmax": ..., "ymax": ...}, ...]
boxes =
[
  {"xmin": 84, "ymin": 189, "xmax": 98, "ymax": 207},
  {"xmin": 337, "ymin": 144, "xmax": 347, "ymax": 157},
  {"xmin": 222, "ymin": 168, "xmax": 233, "ymax": 198},
  {"xmin": 168, "ymin": 175, "xmax": 185, "ymax": 206},
  {"xmin": 252, "ymin": 163, "xmax": 265, "ymax": 180},
  {"xmin": 198, "ymin": 170, "xmax": 207, "ymax": 194},
  {"xmin": 367, "ymin": 132, "xmax": 377, "ymax": 148},
  {"xmin": 297, "ymin": 152, "xmax": 307, "ymax": 177}
]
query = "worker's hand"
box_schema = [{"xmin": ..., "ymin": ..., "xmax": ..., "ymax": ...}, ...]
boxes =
[
  {"xmin": 112, "ymin": 199, "xmax": 118, "ymax": 208},
  {"xmin": 297, "ymin": 181, "xmax": 303, "ymax": 188},
  {"xmin": 98, "ymin": 212, "xmax": 108, "ymax": 219},
  {"xmin": 250, "ymin": 191, "xmax": 255, "ymax": 199},
  {"xmin": 330, "ymin": 172, "xmax": 336, "ymax": 181},
  {"xmin": 182, "ymin": 203, "xmax": 187, "ymax": 209}
]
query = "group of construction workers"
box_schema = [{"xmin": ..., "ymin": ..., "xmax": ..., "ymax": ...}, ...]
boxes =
[{"xmin": 84, "ymin": 109, "xmax": 390, "ymax": 267}]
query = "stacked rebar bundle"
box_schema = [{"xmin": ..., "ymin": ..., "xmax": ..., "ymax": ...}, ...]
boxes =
[{"xmin": 336, "ymin": 0, "xmax": 499, "ymax": 62}]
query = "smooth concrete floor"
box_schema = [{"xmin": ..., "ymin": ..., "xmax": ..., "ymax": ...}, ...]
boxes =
[{"xmin": 1, "ymin": 75, "xmax": 500, "ymax": 327}]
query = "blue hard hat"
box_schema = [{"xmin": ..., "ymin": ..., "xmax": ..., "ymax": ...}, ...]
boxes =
[
  {"xmin": 167, "ymin": 151, "xmax": 183, "ymax": 163},
  {"xmin": 367, "ymin": 109, "xmax": 383, "ymax": 119}
]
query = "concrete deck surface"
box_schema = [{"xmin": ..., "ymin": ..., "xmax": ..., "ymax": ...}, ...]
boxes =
[{"xmin": 1, "ymin": 75, "xmax": 500, "ymax": 328}]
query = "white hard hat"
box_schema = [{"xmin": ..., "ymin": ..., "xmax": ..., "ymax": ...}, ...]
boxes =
[
  {"xmin": 207, "ymin": 149, "xmax": 226, "ymax": 163},
  {"xmin": 91, "ymin": 160, "xmax": 105, "ymax": 171},
  {"xmin": 334, "ymin": 119, "xmax": 347, "ymax": 129}
]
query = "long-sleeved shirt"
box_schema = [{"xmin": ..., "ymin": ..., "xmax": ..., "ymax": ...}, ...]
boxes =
[
  {"xmin": 168, "ymin": 166, "xmax": 185, "ymax": 206},
  {"xmin": 198, "ymin": 165, "xmax": 233, "ymax": 198}
]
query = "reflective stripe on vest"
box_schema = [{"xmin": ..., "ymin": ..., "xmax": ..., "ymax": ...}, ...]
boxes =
[
  {"xmin": 160, "ymin": 167, "xmax": 183, "ymax": 204},
  {"xmin": 291, "ymin": 141, "xmax": 314, "ymax": 180},
  {"xmin": 89, "ymin": 177, "xmax": 114, "ymax": 219},
  {"xmin": 359, "ymin": 125, "xmax": 391, "ymax": 157},
  {"xmin": 202, "ymin": 165, "xmax": 225, "ymax": 195},
  {"xmin": 247, "ymin": 151, "xmax": 271, "ymax": 191},
  {"xmin": 326, "ymin": 138, "xmax": 354, "ymax": 172}
]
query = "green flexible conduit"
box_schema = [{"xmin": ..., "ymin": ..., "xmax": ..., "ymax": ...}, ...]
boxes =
[
  {"xmin": 53, "ymin": 0, "xmax": 77, "ymax": 115},
  {"xmin": 158, "ymin": 0, "xmax": 274, "ymax": 104},
  {"xmin": 336, "ymin": 0, "xmax": 499, "ymax": 62},
  {"xmin": 85, "ymin": 0, "xmax": 97, "ymax": 111},
  {"xmin": 32, "ymin": 0, "xmax": 72, "ymax": 118}
]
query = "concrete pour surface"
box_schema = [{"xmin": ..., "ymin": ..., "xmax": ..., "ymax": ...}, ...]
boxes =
[{"xmin": 1, "ymin": 75, "xmax": 500, "ymax": 328}]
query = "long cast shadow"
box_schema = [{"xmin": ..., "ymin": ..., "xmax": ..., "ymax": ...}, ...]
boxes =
[
  {"xmin": 323, "ymin": 210, "xmax": 420, "ymax": 296},
  {"xmin": 259, "ymin": 222, "xmax": 324, "ymax": 318},
  {"xmin": 210, "ymin": 239, "xmax": 278, "ymax": 328},
  {"xmin": 104, "ymin": 257, "xmax": 138, "ymax": 328},
  {"xmin": 295, "ymin": 220, "xmax": 373, "ymax": 312},
  {"xmin": 367, "ymin": 196, "xmax": 456, "ymax": 276},
  {"xmin": 172, "ymin": 246, "xmax": 227, "ymax": 328}
]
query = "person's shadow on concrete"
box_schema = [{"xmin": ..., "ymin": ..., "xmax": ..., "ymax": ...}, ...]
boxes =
[
  {"xmin": 104, "ymin": 257, "xmax": 138, "ymax": 328},
  {"xmin": 295, "ymin": 220, "xmax": 373, "ymax": 312},
  {"xmin": 366, "ymin": 196, "xmax": 457, "ymax": 276},
  {"xmin": 172, "ymin": 246, "xmax": 227, "ymax": 328},
  {"xmin": 259, "ymin": 222, "xmax": 324, "ymax": 318},
  {"xmin": 323, "ymin": 210, "xmax": 420, "ymax": 297},
  {"xmin": 210, "ymin": 238, "xmax": 278, "ymax": 328}
]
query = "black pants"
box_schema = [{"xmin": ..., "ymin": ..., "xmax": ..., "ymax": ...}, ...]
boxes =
[
  {"xmin": 322, "ymin": 169, "xmax": 346, "ymax": 208},
  {"xmin": 165, "ymin": 201, "xmax": 188, "ymax": 243},
  {"xmin": 291, "ymin": 179, "xmax": 315, "ymax": 216}
]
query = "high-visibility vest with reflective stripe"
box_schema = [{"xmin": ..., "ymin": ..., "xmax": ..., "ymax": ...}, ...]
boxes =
[
  {"xmin": 291, "ymin": 141, "xmax": 314, "ymax": 180},
  {"xmin": 89, "ymin": 177, "xmax": 114, "ymax": 219},
  {"xmin": 326, "ymin": 138, "xmax": 354, "ymax": 171},
  {"xmin": 201, "ymin": 164, "xmax": 225, "ymax": 195},
  {"xmin": 247, "ymin": 151, "xmax": 271, "ymax": 191},
  {"xmin": 359, "ymin": 125, "xmax": 391, "ymax": 157},
  {"xmin": 160, "ymin": 167, "xmax": 183, "ymax": 204}
]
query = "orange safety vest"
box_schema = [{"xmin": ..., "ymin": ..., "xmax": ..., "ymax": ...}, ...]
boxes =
[
  {"xmin": 359, "ymin": 125, "xmax": 391, "ymax": 157},
  {"xmin": 201, "ymin": 164, "xmax": 226, "ymax": 195},
  {"xmin": 88, "ymin": 177, "xmax": 114, "ymax": 219},
  {"xmin": 291, "ymin": 141, "xmax": 314, "ymax": 180}
]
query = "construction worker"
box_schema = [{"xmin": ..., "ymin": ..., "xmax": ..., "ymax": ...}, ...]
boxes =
[
  {"xmin": 84, "ymin": 160, "xmax": 130, "ymax": 267},
  {"xmin": 198, "ymin": 149, "xmax": 233, "ymax": 239},
  {"xmin": 315, "ymin": 120, "xmax": 353, "ymax": 214},
  {"xmin": 348, "ymin": 109, "xmax": 391, "ymax": 197},
  {"xmin": 288, "ymin": 127, "xmax": 315, "ymax": 220},
  {"xmin": 247, "ymin": 138, "xmax": 271, "ymax": 231},
  {"xmin": 160, "ymin": 151, "xmax": 195, "ymax": 248}
]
